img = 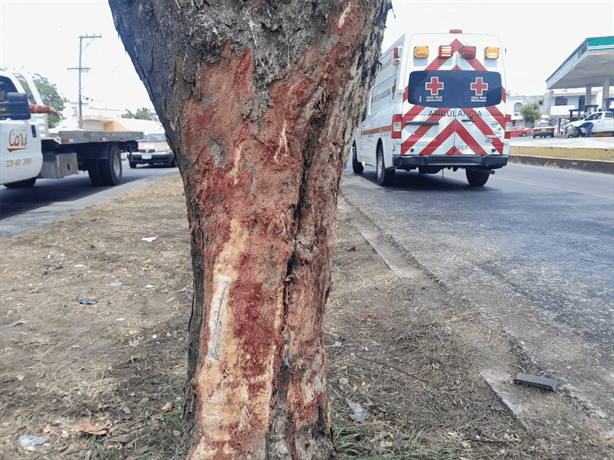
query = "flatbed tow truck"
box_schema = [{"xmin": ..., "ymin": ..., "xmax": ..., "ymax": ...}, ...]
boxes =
[{"xmin": 1, "ymin": 70, "xmax": 141, "ymax": 188}]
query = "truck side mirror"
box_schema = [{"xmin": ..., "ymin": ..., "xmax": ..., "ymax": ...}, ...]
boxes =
[{"xmin": 0, "ymin": 92, "xmax": 31, "ymax": 120}]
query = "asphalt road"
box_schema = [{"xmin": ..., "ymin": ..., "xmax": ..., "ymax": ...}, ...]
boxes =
[
  {"xmin": 340, "ymin": 163, "xmax": 614, "ymax": 376},
  {"xmin": 0, "ymin": 161, "xmax": 178, "ymax": 241}
]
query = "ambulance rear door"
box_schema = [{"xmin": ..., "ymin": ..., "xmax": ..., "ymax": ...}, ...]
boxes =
[{"xmin": 403, "ymin": 32, "xmax": 507, "ymax": 159}]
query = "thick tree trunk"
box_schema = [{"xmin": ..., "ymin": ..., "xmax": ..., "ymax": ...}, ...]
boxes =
[{"xmin": 109, "ymin": 0, "xmax": 389, "ymax": 458}]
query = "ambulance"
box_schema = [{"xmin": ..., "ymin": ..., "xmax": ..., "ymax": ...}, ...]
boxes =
[{"xmin": 352, "ymin": 30, "xmax": 508, "ymax": 186}]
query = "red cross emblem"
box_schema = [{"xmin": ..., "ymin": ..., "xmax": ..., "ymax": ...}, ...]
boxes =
[
  {"xmin": 426, "ymin": 77, "xmax": 444, "ymax": 96},
  {"xmin": 471, "ymin": 77, "xmax": 488, "ymax": 96}
]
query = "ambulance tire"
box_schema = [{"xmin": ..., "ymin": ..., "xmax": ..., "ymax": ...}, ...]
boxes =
[
  {"xmin": 376, "ymin": 146, "xmax": 395, "ymax": 186},
  {"xmin": 466, "ymin": 169, "xmax": 490, "ymax": 187},
  {"xmin": 351, "ymin": 143, "xmax": 363, "ymax": 174}
]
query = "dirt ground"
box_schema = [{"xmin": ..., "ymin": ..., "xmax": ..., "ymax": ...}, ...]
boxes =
[{"xmin": 0, "ymin": 173, "xmax": 611, "ymax": 459}]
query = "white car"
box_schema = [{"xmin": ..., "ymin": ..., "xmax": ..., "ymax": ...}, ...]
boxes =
[{"xmin": 128, "ymin": 133, "xmax": 176, "ymax": 168}]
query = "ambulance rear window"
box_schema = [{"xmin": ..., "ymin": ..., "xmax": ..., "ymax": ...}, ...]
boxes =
[{"xmin": 408, "ymin": 70, "xmax": 502, "ymax": 108}]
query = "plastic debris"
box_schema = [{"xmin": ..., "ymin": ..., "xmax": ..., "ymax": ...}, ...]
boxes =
[
  {"xmin": 76, "ymin": 298, "xmax": 97, "ymax": 305},
  {"xmin": 106, "ymin": 280, "xmax": 123, "ymax": 287},
  {"xmin": 8, "ymin": 320, "xmax": 30, "ymax": 327},
  {"xmin": 19, "ymin": 435, "xmax": 49, "ymax": 451},
  {"xmin": 514, "ymin": 373, "xmax": 558, "ymax": 391},
  {"xmin": 116, "ymin": 318, "xmax": 125, "ymax": 322},
  {"xmin": 346, "ymin": 398, "xmax": 366, "ymax": 422},
  {"xmin": 141, "ymin": 237, "xmax": 157, "ymax": 243}
]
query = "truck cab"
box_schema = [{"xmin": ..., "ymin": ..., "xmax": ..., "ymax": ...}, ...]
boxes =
[{"xmin": 0, "ymin": 73, "xmax": 44, "ymax": 187}]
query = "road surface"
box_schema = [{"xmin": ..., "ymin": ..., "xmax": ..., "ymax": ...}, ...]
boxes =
[
  {"xmin": 340, "ymin": 162, "xmax": 614, "ymax": 422},
  {"xmin": 0, "ymin": 162, "xmax": 178, "ymax": 241}
]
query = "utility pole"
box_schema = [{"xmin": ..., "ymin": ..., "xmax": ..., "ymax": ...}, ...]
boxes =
[{"xmin": 68, "ymin": 34, "xmax": 101, "ymax": 129}]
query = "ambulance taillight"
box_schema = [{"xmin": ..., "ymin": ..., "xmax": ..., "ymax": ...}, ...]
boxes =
[
  {"xmin": 485, "ymin": 47, "xmax": 500, "ymax": 59},
  {"xmin": 439, "ymin": 45, "xmax": 453, "ymax": 58},
  {"xmin": 391, "ymin": 115, "xmax": 402, "ymax": 139}
]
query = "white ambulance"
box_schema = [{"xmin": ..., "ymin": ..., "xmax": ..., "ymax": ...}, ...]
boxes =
[{"xmin": 352, "ymin": 30, "xmax": 508, "ymax": 186}]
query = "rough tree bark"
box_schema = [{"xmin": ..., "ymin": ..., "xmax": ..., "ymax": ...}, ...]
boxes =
[{"xmin": 108, "ymin": 0, "xmax": 390, "ymax": 458}]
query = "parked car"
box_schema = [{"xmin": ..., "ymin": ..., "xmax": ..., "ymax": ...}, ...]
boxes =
[
  {"xmin": 128, "ymin": 133, "xmax": 176, "ymax": 168},
  {"xmin": 509, "ymin": 126, "xmax": 532, "ymax": 137},
  {"xmin": 533, "ymin": 121, "xmax": 555, "ymax": 138}
]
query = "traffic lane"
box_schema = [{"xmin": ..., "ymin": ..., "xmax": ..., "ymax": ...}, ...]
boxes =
[
  {"xmin": 340, "ymin": 164, "xmax": 613, "ymax": 362},
  {"xmin": 0, "ymin": 161, "xmax": 177, "ymax": 220},
  {"xmin": 0, "ymin": 163, "xmax": 179, "ymax": 241}
]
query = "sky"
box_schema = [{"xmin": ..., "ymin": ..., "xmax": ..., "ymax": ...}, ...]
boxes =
[{"xmin": 1, "ymin": 0, "xmax": 613, "ymax": 113}]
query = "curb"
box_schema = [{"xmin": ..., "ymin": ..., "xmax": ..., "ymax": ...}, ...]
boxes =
[{"xmin": 509, "ymin": 155, "xmax": 614, "ymax": 175}]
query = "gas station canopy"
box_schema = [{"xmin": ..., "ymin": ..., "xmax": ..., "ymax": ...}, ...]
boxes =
[{"xmin": 546, "ymin": 36, "xmax": 614, "ymax": 90}]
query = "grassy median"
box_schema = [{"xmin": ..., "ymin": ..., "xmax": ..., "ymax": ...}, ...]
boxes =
[{"xmin": 510, "ymin": 145, "xmax": 614, "ymax": 161}]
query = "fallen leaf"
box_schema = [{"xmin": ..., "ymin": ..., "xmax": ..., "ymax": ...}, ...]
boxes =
[
  {"xmin": 161, "ymin": 402, "xmax": 173, "ymax": 413},
  {"xmin": 69, "ymin": 419, "xmax": 112, "ymax": 436},
  {"xmin": 59, "ymin": 443, "xmax": 76, "ymax": 453},
  {"xmin": 346, "ymin": 246, "xmax": 357, "ymax": 252},
  {"xmin": 461, "ymin": 441, "xmax": 472, "ymax": 449}
]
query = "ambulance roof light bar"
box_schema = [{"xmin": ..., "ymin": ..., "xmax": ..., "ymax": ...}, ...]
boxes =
[
  {"xmin": 414, "ymin": 46, "xmax": 429, "ymax": 59},
  {"xmin": 461, "ymin": 46, "xmax": 476, "ymax": 59},
  {"xmin": 485, "ymin": 47, "xmax": 500, "ymax": 59},
  {"xmin": 439, "ymin": 45, "xmax": 453, "ymax": 58}
]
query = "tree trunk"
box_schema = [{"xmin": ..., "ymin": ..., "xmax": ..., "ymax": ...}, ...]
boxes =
[{"xmin": 108, "ymin": 0, "xmax": 390, "ymax": 458}]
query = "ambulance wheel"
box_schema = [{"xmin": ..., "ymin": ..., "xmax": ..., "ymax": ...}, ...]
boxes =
[
  {"xmin": 376, "ymin": 146, "xmax": 395, "ymax": 186},
  {"xmin": 466, "ymin": 169, "xmax": 490, "ymax": 186},
  {"xmin": 351, "ymin": 142, "xmax": 363, "ymax": 174}
]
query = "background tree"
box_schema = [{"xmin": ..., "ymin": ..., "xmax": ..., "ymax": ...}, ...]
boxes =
[
  {"xmin": 16, "ymin": 73, "xmax": 65, "ymax": 127},
  {"xmin": 122, "ymin": 107, "xmax": 158, "ymax": 120},
  {"xmin": 108, "ymin": 0, "xmax": 390, "ymax": 458},
  {"xmin": 521, "ymin": 102, "xmax": 541, "ymax": 126}
]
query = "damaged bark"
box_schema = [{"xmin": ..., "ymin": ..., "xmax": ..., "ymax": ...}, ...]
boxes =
[{"xmin": 108, "ymin": 0, "xmax": 390, "ymax": 458}]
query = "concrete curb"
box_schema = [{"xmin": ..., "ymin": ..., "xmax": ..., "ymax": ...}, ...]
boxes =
[{"xmin": 509, "ymin": 155, "xmax": 614, "ymax": 175}]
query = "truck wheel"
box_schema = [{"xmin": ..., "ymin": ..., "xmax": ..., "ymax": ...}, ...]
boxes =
[
  {"xmin": 100, "ymin": 144, "xmax": 123, "ymax": 186},
  {"xmin": 88, "ymin": 160, "xmax": 105, "ymax": 185},
  {"xmin": 376, "ymin": 145, "xmax": 394, "ymax": 186},
  {"xmin": 466, "ymin": 169, "xmax": 490, "ymax": 186},
  {"xmin": 4, "ymin": 177, "xmax": 36, "ymax": 188},
  {"xmin": 351, "ymin": 142, "xmax": 363, "ymax": 174}
]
